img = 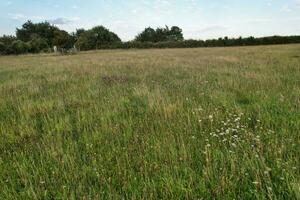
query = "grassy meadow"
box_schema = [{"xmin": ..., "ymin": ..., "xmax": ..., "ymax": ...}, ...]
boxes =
[{"xmin": 0, "ymin": 44, "xmax": 300, "ymax": 199}]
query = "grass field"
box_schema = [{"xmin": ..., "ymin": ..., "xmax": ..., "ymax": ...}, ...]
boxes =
[{"xmin": 0, "ymin": 44, "xmax": 300, "ymax": 199}]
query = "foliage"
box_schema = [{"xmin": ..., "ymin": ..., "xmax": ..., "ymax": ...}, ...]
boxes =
[
  {"xmin": 16, "ymin": 20, "xmax": 59, "ymax": 46},
  {"xmin": 10, "ymin": 40, "xmax": 30, "ymax": 54},
  {"xmin": 0, "ymin": 42, "xmax": 6, "ymax": 55},
  {"xmin": 52, "ymin": 30, "xmax": 73, "ymax": 49},
  {"xmin": 0, "ymin": 35, "xmax": 17, "ymax": 45},
  {"xmin": 70, "ymin": 28, "xmax": 86, "ymax": 46},
  {"xmin": 135, "ymin": 26, "xmax": 184, "ymax": 42},
  {"xmin": 75, "ymin": 26, "xmax": 121, "ymax": 50},
  {"xmin": 1, "ymin": 21, "xmax": 300, "ymax": 55},
  {"xmin": 27, "ymin": 36, "xmax": 49, "ymax": 53},
  {"xmin": 97, "ymin": 36, "xmax": 300, "ymax": 50}
]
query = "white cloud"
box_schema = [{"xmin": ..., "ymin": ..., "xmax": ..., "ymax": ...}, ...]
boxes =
[
  {"xmin": 48, "ymin": 17, "xmax": 80, "ymax": 25},
  {"xmin": 8, "ymin": 13, "xmax": 80, "ymax": 27},
  {"xmin": 8, "ymin": 13, "xmax": 45, "ymax": 20},
  {"xmin": 280, "ymin": 5, "xmax": 292, "ymax": 12}
]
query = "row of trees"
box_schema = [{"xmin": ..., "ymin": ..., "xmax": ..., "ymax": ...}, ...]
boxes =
[
  {"xmin": 1, "ymin": 20, "xmax": 300, "ymax": 55},
  {"xmin": 0, "ymin": 21, "xmax": 74, "ymax": 54},
  {"xmin": 110, "ymin": 36, "xmax": 300, "ymax": 49},
  {"xmin": 135, "ymin": 26, "xmax": 183, "ymax": 42}
]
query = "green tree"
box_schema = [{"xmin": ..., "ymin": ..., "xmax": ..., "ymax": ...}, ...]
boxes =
[
  {"xmin": 135, "ymin": 27, "xmax": 156, "ymax": 42},
  {"xmin": 75, "ymin": 29, "xmax": 86, "ymax": 39},
  {"xmin": 168, "ymin": 26, "xmax": 184, "ymax": 41},
  {"xmin": 16, "ymin": 21, "xmax": 59, "ymax": 46},
  {"xmin": 10, "ymin": 40, "xmax": 30, "ymax": 54},
  {"xmin": 52, "ymin": 30, "xmax": 72, "ymax": 49},
  {"xmin": 28, "ymin": 35, "xmax": 49, "ymax": 53},
  {"xmin": 91, "ymin": 26, "xmax": 121, "ymax": 48},
  {"xmin": 75, "ymin": 31, "xmax": 95, "ymax": 50},
  {"xmin": 0, "ymin": 42, "xmax": 6, "ymax": 55},
  {"xmin": 75, "ymin": 26, "xmax": 121, "ymax": 50},
  {"xmin": 0, "ymin": 35, "xmax": 16, "ymax": 45},
  {"xmin": 135, "ymin": 26, "xmax": 184, "ymax": 43}
]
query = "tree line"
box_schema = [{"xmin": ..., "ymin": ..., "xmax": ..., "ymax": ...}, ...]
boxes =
[{"xmin": 1, "ymin": 20, "xmax": 300, "ymax": 55}]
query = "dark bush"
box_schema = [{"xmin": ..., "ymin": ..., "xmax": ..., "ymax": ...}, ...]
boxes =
[
  {"xmin": 75, "ymin": 26, "xmax": 121, "ymax": 51},
  {"xmin": 10, "ymin": 40, "xmax": 30, "ymax": 55},
  {"xmin": 0, "ymin": 42, "xmax": 6, "ymax": 55},
  {"xmin": 28, "ymin": 37, "xmax": 49, "ymax": 53}
]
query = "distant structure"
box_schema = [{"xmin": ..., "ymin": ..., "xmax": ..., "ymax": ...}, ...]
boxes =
[{"xmin": 53, "ymin": 46, "xmax": 58, "ymax": 53}]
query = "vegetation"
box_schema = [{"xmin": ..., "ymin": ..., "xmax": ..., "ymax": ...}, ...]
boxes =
[
  {"xmin": 9, "ymin": 40, "xmax": 30, "ymax": 55},
  {"xmin": 1, "ymin": 21, "xmax": 300, "ymax": 55},
  {"xmin": 75, "ymin": 26, "xmax": 121, "ymax": 51},
  {"xmin": 16, "ymin": 21, "xmax": 59, "ymax": 46},
  {"xmin": 0, "ymin": 44, "xmax": 299, "ymax": 199},
  {"xmin": 27, "ymin": 36, "xmax": 49, "ymax": 53},
  {"xmin": 135, "ymin": 26, "xmax": 184, "ymax": 42},
  {"xmin": 0, "ymin": 42, "xmax": 6, "ymax": 55}
]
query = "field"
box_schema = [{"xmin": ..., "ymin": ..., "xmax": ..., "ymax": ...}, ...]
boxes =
[{"xmin": 0, "ymin": 44, "xmax": 300, "ymax": 199}]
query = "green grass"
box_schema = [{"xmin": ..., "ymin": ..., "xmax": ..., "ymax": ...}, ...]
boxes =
[{"xmin": 0, "ymin": 45, "xmax": 300, "ymax": 199}]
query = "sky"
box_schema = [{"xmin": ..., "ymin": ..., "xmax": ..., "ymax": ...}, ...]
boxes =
[{"xmin": 0, "ymin": 0, "xmax": 300, "ymax": 41}]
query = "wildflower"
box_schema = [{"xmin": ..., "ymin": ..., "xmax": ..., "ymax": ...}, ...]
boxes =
[
  {"xmin": 264, "ymin": 171, "xmax": 269, "ymax": 175},
  {"xmin": 234, "ymin": 117, "xmax": 240, "ymax": 122}
]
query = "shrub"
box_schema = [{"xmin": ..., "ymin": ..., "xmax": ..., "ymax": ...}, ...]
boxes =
[
  {"xmin": 0, "ymin": 42, "xmax": 6, "ymax": 55},
  {"xmin": 28, "ymin": 37, "xmax": 49, "ymax": 53},
  {"xmin": 10, "ymin": 40, "xmax": 30, "ymax": 55},
  {"xmin": 75, "ymin": 26, "xmax": 121, "ymax": 51}
]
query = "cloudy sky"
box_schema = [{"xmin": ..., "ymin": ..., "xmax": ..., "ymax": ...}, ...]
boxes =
[{"xmin": 1, "ymin": 0, "xmax": 300, "ymax": 41}]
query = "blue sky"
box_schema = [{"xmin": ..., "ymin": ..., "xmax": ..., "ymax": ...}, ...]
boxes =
[{"xmin": 1, "ymin": 0, "xmax": 300, "ymax": 41}]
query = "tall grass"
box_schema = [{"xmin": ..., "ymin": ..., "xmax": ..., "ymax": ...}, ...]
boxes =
[{"xmin": 0, "ymin": 45, "xmax": 300, "ymax": 199}]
